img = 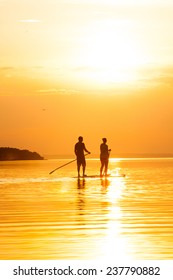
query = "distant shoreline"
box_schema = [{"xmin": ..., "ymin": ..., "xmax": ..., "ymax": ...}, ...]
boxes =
[{"xmin": 0, "ymin": 147, "xmax": 44, "ymax": 161}]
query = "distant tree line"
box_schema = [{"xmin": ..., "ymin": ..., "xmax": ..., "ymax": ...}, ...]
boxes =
[{"xmin": 0, "ymin": 147, "xmax": 44, "ymax": 161}]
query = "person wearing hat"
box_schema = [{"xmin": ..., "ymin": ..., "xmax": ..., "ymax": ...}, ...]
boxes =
[
  {"xmin": 100, "ymin": 138, "xmax": 111, "ymax": 177},
  {"xmin": 74, "ymin": 136, "xmax": 90, "ymax": 177}
]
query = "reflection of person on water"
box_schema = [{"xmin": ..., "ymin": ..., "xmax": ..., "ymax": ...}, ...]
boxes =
[
  {"xmin": 77, "ymin": 178, "xmax": 85, "ymax": 189},
  {"xmin": 74, "ymin": 136, "xmax": 90, "ymax": 178},
  {"xmin": 100, "ymin": 178, "xmax": 110, "ymax": 190},
  {"xmin": 100, "ymin": 138, "xmax": 111, "ymax": 177}
]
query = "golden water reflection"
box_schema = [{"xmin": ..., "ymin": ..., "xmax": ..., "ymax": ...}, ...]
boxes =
[
  {"xmin": 0, "ymin": 158, "xmax": 173, "ymax": 260},
  {"xmin": 74, "ymin": 176, "xmax": 128, "ymax": 260},
  {"xmin": 99, "ymin": 177, "xmax": 130, "ymax": 260}
]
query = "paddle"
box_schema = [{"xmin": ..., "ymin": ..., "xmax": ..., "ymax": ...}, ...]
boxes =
[{"xmin": 49, "ymin": 153, "xmax": 90, "ymax": 175}]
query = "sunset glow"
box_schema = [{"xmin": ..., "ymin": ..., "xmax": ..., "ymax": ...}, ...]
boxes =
[
  {"xmin": 1, "ymin": 1, "xmax": 173, "ymax": 266},
  {"xmin": 74, "ymin": 19, "xmax": 149, "ymax": 86},
  {"xmin": 0, "ymin": 0, "xmax": 173, "ymax": 155}
]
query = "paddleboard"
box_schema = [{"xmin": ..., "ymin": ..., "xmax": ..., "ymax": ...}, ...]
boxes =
[{"xmin": 74, "ymin": 174, "xmax": 125, "ymax": 179}]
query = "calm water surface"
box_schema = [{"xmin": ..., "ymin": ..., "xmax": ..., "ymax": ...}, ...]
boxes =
[{"xmin": 0, "ymin": 158, "xmax": 173, "ymax": 260}]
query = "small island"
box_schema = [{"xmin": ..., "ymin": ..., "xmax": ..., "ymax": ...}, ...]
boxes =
[{"xmin": 0, "ymin": 147, "xmax": 44, "ymax": 161}]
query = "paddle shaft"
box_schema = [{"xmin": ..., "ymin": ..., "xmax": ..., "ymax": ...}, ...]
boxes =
[{"xmin": 49, "ymin": 153, "xmax": 90, "ymax": 175}]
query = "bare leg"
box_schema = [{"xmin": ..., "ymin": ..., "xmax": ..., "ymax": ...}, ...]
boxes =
[
  {"xmin": 77, "ymin": 163, "xmax": 80, "ymax": 177},
  {"xmin": 100, "ymin": 162, "xmax": 104, "ymax": 177},
  {"xmin": 82, "ymin": 163, "xmax": 86, "ymax": 177},
  {"xmin": 104, "ymin": 160, "xmax": 108, "ymax": 176}
]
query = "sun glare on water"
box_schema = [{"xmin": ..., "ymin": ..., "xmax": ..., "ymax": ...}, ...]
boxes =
[{"xmin": 99, "ymin": 177, "xmax": 130, "ymax": 259}]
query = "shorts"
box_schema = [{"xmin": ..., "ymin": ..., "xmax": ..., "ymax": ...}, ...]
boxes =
[
  {"xmin": 100, "ymin": 158, "xmax": 108, "ymax": 165},
  {"xmin": 77, "ymin": 156, "xmax": 86, "ymax": 165}
]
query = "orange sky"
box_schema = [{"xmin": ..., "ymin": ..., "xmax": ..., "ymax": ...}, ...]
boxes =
[{"xmin": 0, "ymin": 0, "xmax": 173, "ymax": 156}]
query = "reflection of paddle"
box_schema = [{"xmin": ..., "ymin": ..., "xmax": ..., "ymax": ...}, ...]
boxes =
[{"xmin": 49, "ymin": 153, "xmax": 90, "ymax": 175}]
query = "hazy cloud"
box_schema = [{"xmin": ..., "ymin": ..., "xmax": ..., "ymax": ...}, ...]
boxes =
[{"xmin": 35, "ymin": 88, "xmax": 80, "ymax": 95}]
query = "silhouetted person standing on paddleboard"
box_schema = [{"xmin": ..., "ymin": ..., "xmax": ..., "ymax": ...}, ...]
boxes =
[
  {"xmin": 74, "ymin": 136, "xmax": 90, "ymax": 178},
  {"xmin": 100, "ymin": 138, "xmax": 111, "ymax": 177}
]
